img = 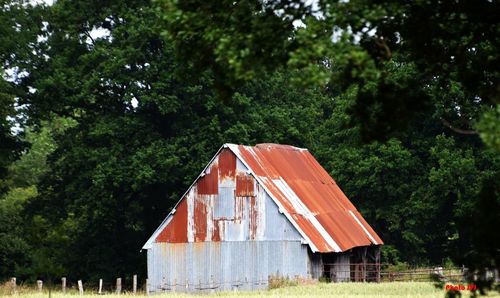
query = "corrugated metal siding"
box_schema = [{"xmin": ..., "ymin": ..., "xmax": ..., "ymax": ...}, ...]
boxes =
[
  {"xmin": 214, "ymin": 187, "xmax": 234, "ymax": 218},
  {"xmin": 148, "ymin": 241, "xmax": 309, "ymax": 293},
  {"xmin": 154, "ymin": 148, "xmax": 302, "ymax": 244},
  {"xmin": 307, "ymin": 252, "xmax": 323, "ymax": 279},
  {"xmin": 228, "ymin": 143, "xmax": 383, "ymax": 252},
  {"xmin": 262, "ymin": 187, "xmax": 301, "ymax": 240},
  {"xmin": 331, "ymin": 253, "xmax": 350, "ymax": 282}
]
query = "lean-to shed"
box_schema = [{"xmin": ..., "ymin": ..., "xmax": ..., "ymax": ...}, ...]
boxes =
[{"xmin": 143, "ymin": 143, "xmax": 383, "ymax": 292}]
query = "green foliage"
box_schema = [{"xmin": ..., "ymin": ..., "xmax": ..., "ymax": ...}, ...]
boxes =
[
  {"xmin": 0, "ymin": 186, "xmax": 34, "ymax": 278},
  {"xmin": 0, "ymin": 117, "xmax": 72, "ymax": 280},
  {"xmin": 1, "ymin": 1, "xmax": 43, "ymax": 193},
  {"xmin": 380, "ymin": 245, "xmax": 402, "ymax": 266},
  {"xmin": 0, "ymin": 81, "xmax": 21, "ymax": 194},
  {"xmin": 157, "ymin": 0, "xmax": 308, "ymax": 99},
  {"xmin": 7, "ymin": 118, "xmax": 74, "ymax": 188},
  {"xmin": 476, "ymin": 105, "xmax": 500, "ymax": 151},
  {"xmin": 158, "ymin": 0, "xmax": 499, "ymax": 145}
]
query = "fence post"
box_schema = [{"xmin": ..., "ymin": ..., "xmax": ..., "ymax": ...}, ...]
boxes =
[
  {"xmin": 37, "ymin": 280, "xmax": 43, "ymax": 292},
  {"xmin": 145, "ymin": 279, "xmax": 149, "ymax": 296},
  {"xmin": 98, "ymin": 278, "xmax": 103, "ymax": 294},
  {"xmin": 62, "ymin": 277, "xmax": 66, "ymax": 293},
  {"xmin": 116, "ymin": 278, "xmax": 122, "ymax": 294},
  {"xmin": 78, "ymin": 280, "xmax": 83, "ymax": 295},
  {"xmin": 133, "ymin": 275, "xmax": 137, "ymax": 295},
  {"xmin": 186, "ymin": 278, "xmax": 189, "ymax": 291},
  {"xmin": 11, "ymin": 277, "xmax": 17, "ymax": 295}
]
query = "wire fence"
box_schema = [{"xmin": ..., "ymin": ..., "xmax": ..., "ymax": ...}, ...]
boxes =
[
  {"xmin": 322, "ymin": 263, "xmax": 470, "ymax": 283},
  {"xmin": 156, "ymin": 277, "xmax": 270, "ymax": 292}
]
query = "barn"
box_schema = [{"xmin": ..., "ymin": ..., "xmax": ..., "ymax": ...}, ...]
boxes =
[{"xmin": 142, "ymin": 143, "xmax": 383, "ymax": 292}]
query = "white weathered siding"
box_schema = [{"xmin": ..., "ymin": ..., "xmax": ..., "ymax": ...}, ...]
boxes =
[{"xmin": 147, "ymin": 241, "xmax": 309, "ymax": 293}]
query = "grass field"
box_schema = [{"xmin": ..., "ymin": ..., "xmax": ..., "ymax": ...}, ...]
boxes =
[{"xmin": 3, "ymin": 282, "xmax": 500, "ymax": 298}]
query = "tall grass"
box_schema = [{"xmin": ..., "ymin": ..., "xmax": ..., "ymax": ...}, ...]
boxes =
[{"xmin": 2, "ymin": 282, "xmax": 498, "ymax": 298}]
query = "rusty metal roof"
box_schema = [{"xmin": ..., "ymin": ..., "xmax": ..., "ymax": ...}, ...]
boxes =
[
  {"xmin": 143, "ymin": 143, "xmax": 382, "ymax": 253},
  {"xmin": 227, "ymin": 143, "xmax": 383, "ymax": 253}
]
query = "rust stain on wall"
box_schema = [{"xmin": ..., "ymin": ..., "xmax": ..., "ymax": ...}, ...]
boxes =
[
  {"xmin": 234, "ymin": 196, "xmax": 244, "ymax": 220},
  {"xmin": 248, "ymin": 196, "xmax": 258, "ymax": 239},
  {"xmin": 193, "ymin": 195, "xmax": 208, "ymax": 241},
  {"xmin": 218, "ymin": 148, "xmax": 236, "ymax": 179},
  {"xmin": 197, "ymin": 163, "xmax": 219, "ymax": 195},
  {"xmin": 212, "ymin": 219, "xmax": 221, "ymax": 241},
  {"xmin": 236, "ymin": 173, "xmax": 254, "ymax": 196},
  {"xmin": 155, "ymin": 199, "xmax": 188, "ymax": 243}
]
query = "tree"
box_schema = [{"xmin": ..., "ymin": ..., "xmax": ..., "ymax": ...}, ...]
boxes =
[
  {"xmin": 0, "ymin": 118, "xmax": 70, "ymax": 280},
  {"xmin": 0, "ymin": 81, "xmax": 21, "ymax": 194},
  {"xmin": 158, "ymin": 0, "xmax": 499, "ymax": 146}
]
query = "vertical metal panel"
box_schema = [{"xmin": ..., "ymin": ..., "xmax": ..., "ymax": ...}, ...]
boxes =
[
  {"xmin": 262, "ymin": 188, "xmax": 302, "ymax": 240},
  {"xmin": 332, "ymin": 253, "xmax": 350, "ymax": 282},
  {"xmin": 236, "ymin": 173, "xmax": 255, "ymax": 196},
  {"xmin": 148, "ymin": 241, "xmax": 309, "ymax": 293},
  {"xmin": 308, "ymin": 251, "xmax": 323, "ymax": 279},
  {"xmin": 197, "ymin": 162, "xmax": 219, "ymax": 195},
  {"xmin": 155, "ymin": 199, "xmax": 188, "ymax": 242},
  {"xmin": 218, "ymin": 149, "xmax": 237, "ymax": 181},
  {"xmin": 214, "ymin": 187, "xmax": 235, "ymax": 218},
  {"xmin": 186, "ymin": 188, "xmax": 196, "ymax": 242},
  {"xmin": 193, "ymin": 194, "xmax": 208, "ymax": 241}
]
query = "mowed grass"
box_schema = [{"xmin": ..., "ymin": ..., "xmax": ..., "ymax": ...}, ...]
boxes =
[{"xmin": 4, "ymin": 282, "xmax": 500, "ymax": 298}]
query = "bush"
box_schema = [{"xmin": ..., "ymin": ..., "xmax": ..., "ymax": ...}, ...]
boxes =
[{"xmin": 268, "ymin": 276, "xmax": 298, "ymax": 289}]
